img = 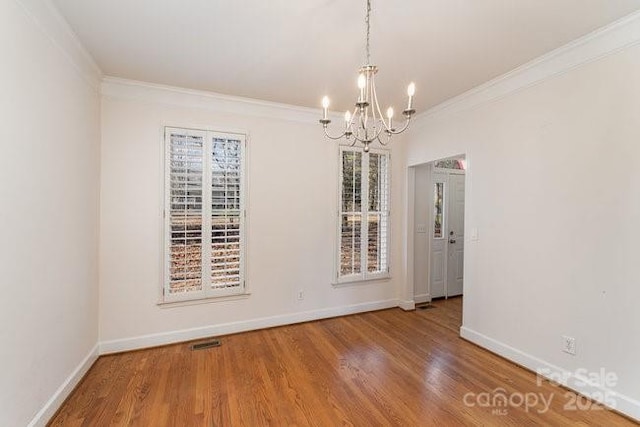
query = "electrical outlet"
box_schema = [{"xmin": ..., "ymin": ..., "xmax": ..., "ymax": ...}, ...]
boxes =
[
  {"xmin": 562, "ymin": 335, "xmax": 576, "ymax": 355},
  {"xmin": 297, "ymin": 290, "xmax": 304, "ymax": 301}
]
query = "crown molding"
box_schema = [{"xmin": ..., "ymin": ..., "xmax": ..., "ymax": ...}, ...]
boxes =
[
  {"xmin": 15, "ymin": 0, "xmax": 102, "ymax": 89},
  {"xmin": 101, "ymin": 77, "xmax": 337, "ymax": 124},
  {"xmin": 415, "ymin": 10, "xmax": 640, "ymax": 124}
]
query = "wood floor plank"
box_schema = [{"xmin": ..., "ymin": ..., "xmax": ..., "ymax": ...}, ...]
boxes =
[{"xmin": 48, "ymin": 298, "xmax": 636, "ymax": 426}]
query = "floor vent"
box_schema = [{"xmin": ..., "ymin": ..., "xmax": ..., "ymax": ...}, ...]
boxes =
[
  {"xmin": 191, "ymin": 339, "xmax": 221, "ymax": 350},
  {"xmin": 416, "ymin": 303, "xmax": 435, "ymax": 310}
]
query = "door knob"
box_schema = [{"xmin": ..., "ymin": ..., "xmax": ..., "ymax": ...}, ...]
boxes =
[{"xmin": 449, "ymin": 239, "xmax": 456, "ymax": 244}]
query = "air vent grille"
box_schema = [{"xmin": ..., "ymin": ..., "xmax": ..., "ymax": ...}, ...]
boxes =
[{"xmin": 191, "ymin": 339, "xmax": 221, "ymax": 350}]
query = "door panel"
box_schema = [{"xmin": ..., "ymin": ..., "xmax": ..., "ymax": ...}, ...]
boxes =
[
  {"xmin": 429, "ymin": 174, "xmax": 447, "ymax": 298},
  {"xmin": 430, "ymin": 244, "xmax": 445, "ymax": 298},
  {"xmin": 447, "ymin": 173, "xmax": 465, "ymax": 296}
]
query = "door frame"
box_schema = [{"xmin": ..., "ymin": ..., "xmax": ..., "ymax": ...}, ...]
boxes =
[{"xmin": 405, "ymin": 154, "xmax": 468, "ymax": 310}]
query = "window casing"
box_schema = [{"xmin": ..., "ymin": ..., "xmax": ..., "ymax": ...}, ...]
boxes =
[
  {"xmin": 338, "ymin": 146, "xmax": 390, "ymax": 283},
  {"xmin": 164, "ymin": 127, "xmax": 246, "ymax": 302}
]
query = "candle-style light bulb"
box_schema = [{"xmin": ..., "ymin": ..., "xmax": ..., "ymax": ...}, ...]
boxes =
[
  {"xmin": 407, "ymin": 82, "xmax": 415, "ymax": 110},
  {"xmin": 322, "ymin": 96, "xmax": 330, "ymax": 120},
  {"xmin": 344, "ymin": 111, "xmax": 351, "ymax": 131},
  {"xmin": 407, "ymin": 82, "xmax": 416, "ymax": 97},
  {"xmin": 358, "ymin": 74, "xmax": 366, "ymax": 102},
  {"xmin": 387, "ymin": 107, "xmax": 394, "ymax": 128}
]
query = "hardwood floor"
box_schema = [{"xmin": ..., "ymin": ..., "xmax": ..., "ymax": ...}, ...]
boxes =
[
  {"xmin": 416, "ymin": 297, "xmax": 463, "ymax": 334},
  {"xmin": 50, "ymin": 301, "xmax": 634, "ymax": 426}
]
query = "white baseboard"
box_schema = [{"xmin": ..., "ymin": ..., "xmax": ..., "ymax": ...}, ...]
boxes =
[
  {"xmin": 29, "ymin": 300, "xmax": 399, "ymax": 424},
  {"xmin": 397, "ymin": 300, "xmax": 415, "ymax": 311},
  {"xmin": 27, "ymin": 344, "xmax": 99, "ymax": 427},
  {"xmin": 414, "ymin": 293, "xmax": 431, "ymax": 304},
  {"xmin": 460, "ymin": 326, "xmax": 640, "ymax": 422},
  {"xmin": 101, "ymin": 299, "xmax": 399, "ymax": 354}
]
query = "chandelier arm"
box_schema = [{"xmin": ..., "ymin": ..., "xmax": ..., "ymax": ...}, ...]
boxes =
[
  {"xmin": 376, "ymin": 131, "xmax": 393, "ymax": 146},
  {"xmin": 386, "ymin": 114, "xmax": 413, "ymax": 135},
  {"xmin": 350, "ymin": 132, "xmax": 369, "ymax": 144},
  {"xmin": 346, "ymin": 106, "xmax": 358, "ymax": 131},
  {"xmin": 358, "ymin": 107, "xmax": 366, "ymax": 130},
  {"xmin": 372, "ymin": 123, "xmax": 385, "ymax": 141},
  {"xmin": 358, "ymin": 72, "xmax": 387, "ymax": 144},
  {"xmin": 351, "ymin": 123, "xmax": 384, "ymax": 144},
  {"xmin": 369, "ymin": 73, "xmax": 377, "ymax": 126},
  {"xmin": 351, "ymin": 130, "xmax": 374, "ymax": 144},
  {"xmin": 371, "ymin": 75, "xmax": 393, "ymax": 133},
  {"xmin": 322, "ymin": 126, "xmax": 348, "ymax": 140}
]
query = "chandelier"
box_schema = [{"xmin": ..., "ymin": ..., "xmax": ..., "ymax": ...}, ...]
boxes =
[{"xmin": 319, "ymin": 0, "xmax": 416, "ymax": 152}]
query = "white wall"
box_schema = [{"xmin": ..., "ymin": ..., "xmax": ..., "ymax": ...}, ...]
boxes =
[
  {"xmin": 99, "ymin": 79, "xmax": 406, "ymax": 349},
  {"xmin": 404, "ymin": 36, "xmax": 640, "ymax": 417},
  {"xmin": 412, "ymin": 163, "xmax": 430, "ymax": 302},
  {"xmin": 0, "ymin": 1, "xmax": 101, "ymax": 426}
]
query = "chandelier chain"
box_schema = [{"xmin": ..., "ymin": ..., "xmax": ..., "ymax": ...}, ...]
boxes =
[{"xmin": 365, "ymin": 0, "xmax": 371, "ymax": 65}]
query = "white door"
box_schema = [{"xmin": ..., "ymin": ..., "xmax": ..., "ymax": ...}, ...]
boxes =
[
  {"xmin": 446, "ymin": 173, "xmax": 465, "ymax": 296},
  {"xmin": 429, "ymin": 173, "xmax": 447, "ymax": 298}
]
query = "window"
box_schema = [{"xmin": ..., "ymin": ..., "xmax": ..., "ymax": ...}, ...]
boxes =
[
  {"xmin": 164, "ymin": 127, "xmax": 246, "ymax": 302},
  {"xmin": 433, "ymin": 182, "xmax": 444, "ymax": 239},
  {"xmin": 338, "ymin": 147, "xmax": 390, "ymax": 282}
]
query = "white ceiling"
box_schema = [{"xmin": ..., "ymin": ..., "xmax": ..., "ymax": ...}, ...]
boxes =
[{"xmin": 53, "ymin": 0, "xmax": 640, "ymax": 113}]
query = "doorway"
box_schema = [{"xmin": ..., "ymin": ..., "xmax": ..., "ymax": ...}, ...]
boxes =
[
  {"xmin": 411, "ymin": 155, "xmax": 466, "ymax": 303},
  {"xmin": 433, "ymin": 166, "xmax": 465, "ymax": 298}
]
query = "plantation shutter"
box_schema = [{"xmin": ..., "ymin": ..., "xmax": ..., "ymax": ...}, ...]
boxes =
[
  {"xmin": 164, "ymin": 127, "xmax": 245, "ymax": 302},
  {"xmin": 367, "ymin": 152, "xmax": 389, "ymax": 273},
  {"xmin": 338, "ymin": 147, "xmax": 390, "ymax": 282},
  {"xmin": 340, "ymin": 150, "xmax": 363, "ymax": 276},
  {"xmin": 167, "ymin": 129, "xmax": 205, "ymax": 295},
  {"xmin": 210, "ymin": 135, "xmax": 243, "ymax": 291}
]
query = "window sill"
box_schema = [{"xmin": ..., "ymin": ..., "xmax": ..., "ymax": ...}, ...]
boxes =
[
  {"xmin": 332, "ymin": 273, "xmax": 391, "ymax": 286},
  {"xmin": 157, "ymin": 292, "xmax": 251, "ymax": 308}
]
